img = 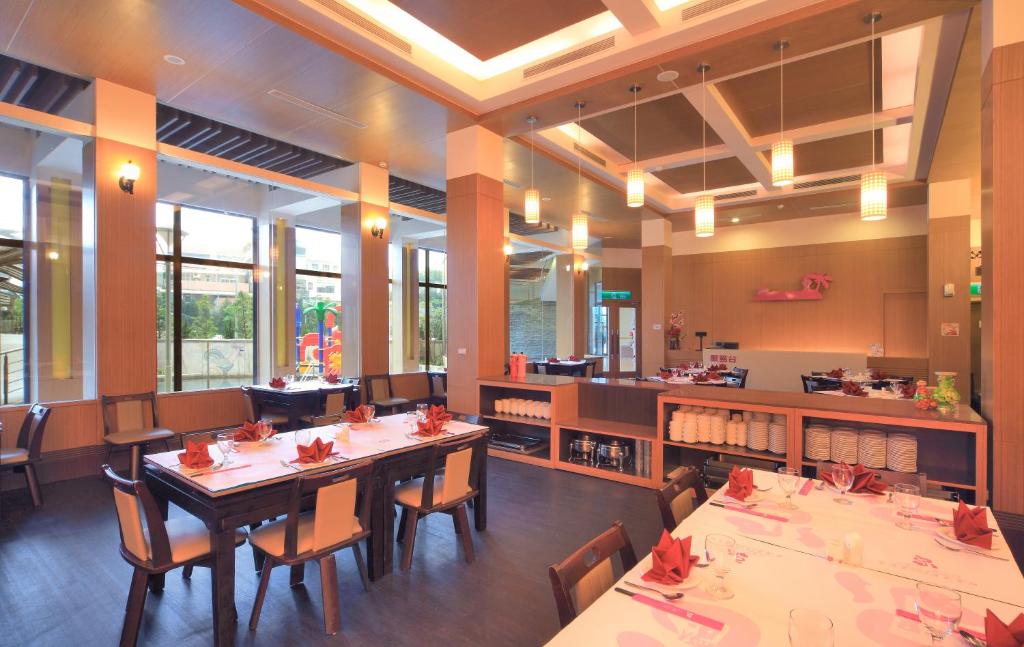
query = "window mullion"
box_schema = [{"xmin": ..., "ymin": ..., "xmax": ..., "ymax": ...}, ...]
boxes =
[{"xmin": 172, "ymin": 206, "xmax": 183, "ymax": 392}]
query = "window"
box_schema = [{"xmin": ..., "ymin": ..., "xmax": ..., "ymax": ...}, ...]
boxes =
[
  {"xmin": 156, "ymin": 203, "xmax": 256, "ymax": 391},
  {"xmin": 418, "ymin": 248, "xmax": 447, "ymax": 371},
  {"xmin": 295, "ymin": 227, "xmax": 342, "ymax": 376},
  {"xmin": 509, "ymin": 252, "xmax": 558, "ymax": 360},
  {"xmin": 0, "ymin": 174, "xmax": 26, "ymax": 404}
]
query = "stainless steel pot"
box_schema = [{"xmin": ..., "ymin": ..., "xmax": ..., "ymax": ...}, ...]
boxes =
[
  {"xmin": 568, "ymin": 433, "xmax": 598, "ymax": 465},
  {"xmin": 597, "ymin": 439, "xmax": 631, "ymax": 472}
]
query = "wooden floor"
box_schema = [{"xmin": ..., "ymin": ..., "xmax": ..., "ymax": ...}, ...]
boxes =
[{"xmin": 0, "ymin": 458, "xmax": 665, "ymax": 646}]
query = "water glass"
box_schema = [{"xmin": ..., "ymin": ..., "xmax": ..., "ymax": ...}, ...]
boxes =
[
  {"xmin": 295, "ymin": 428, "xmax": 312, "ymax": 447},
  {"xmin": 704, "ymin": 533, "xmax": 736, "ymax": 600},
  {"xmin": 777, "ymin": 467, "xmax": 801, "ymax": 509},
  {"xmin": 893, "ymin": 483, "xmax": 921, "ymax": 530},
  {"xmin": 366, "ymin": 404, "xmax": 377, "ymax": 422},
  {"xmin": 915, "ymin": 583, "xmax": 961, "ymax": 644},
  {"xmin": 215, "ymin": 432, "xmax": 235, "ymax": 465},
  {"xmin": 832, "ymin": 463, "xmax": 854, "ymax": 505},
  {"xmin": 788, "ymin": 609, "xmax": 834, "ymax": 647},
  {"xmin": 416, "ymin": 403, "xmax": 429, "ymax": 421}
]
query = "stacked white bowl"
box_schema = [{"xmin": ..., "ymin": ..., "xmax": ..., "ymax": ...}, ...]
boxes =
[
  {"xmin": 682, "ymin": 411, "xmax": 699, "ymax": 443},
  {"xmin": 857, "ymin": 430, "xmax": 888, "ymax": 469},
  {"xmin": 493, "ymin": 398, "xmax": 551, "ymax": 419},
  {"xmin": 696, "ymin": 410, "xmax": 713, "ymax": 443},
  {"xmin": 668, "ymin": 407, "xmax": 687, "ymax": 441},
  {"xmin": 830, "ymin": 426, "xmax": 859, "ymax": 464},
  {"xmin": 710, "ymin": 412, "xmax": 727, "ymax": 445},
  {"xmin": 804, "ymin": 424, "xmax": 832, "ymax": 460},
  {"xmin": 887, "ymin": 433, "xmax": 918, "ymax": 472}
]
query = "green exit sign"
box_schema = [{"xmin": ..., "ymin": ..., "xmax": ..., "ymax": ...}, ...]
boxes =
[
  {"xmin": 970, "ymin": 282, "xmax": 982, "ymax": 296},
  {"xmin": 601, "ymin": 290, "xmax": 632, "ymax": 301}
]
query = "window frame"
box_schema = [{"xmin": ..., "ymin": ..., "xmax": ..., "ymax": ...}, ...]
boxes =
[
  {"xmin": 418, "ymin": 248, "xmax": 447, "ymax": 371},
  {"xmin": 0, "ymin": 170, "xmax": 30, "ymax": 404}
]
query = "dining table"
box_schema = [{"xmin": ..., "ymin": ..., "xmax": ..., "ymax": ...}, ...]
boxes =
[
  {"xmin": 248, "ymin": 379, "xmax": 358, "ymax": 429},
  {"xmin": 547, "ymin": 468, "xmax": 1024, "ymax": 646},
  {"xmin": 143, "ymin": 414, "xmax": 489, "ymax": 647}
]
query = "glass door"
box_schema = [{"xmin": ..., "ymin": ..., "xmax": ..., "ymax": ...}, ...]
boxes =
[{"xmin": 607, "ymin": 303, "xmax": 639, "ymax": 377}]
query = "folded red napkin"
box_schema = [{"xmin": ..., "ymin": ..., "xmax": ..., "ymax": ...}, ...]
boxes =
[
  {"xmin": 234, "ymin": 420, "xmax": 272, "ymax": 442},
  {"xmin": 324, "ymin": 372, "xmax": 340, "ymax": 384},
  {"xmin": 986, "ymin": 609, "xmax": 1024, "ymax": 647},
  {"xmin": 827, "ymin": 368, "xmax": 845, "ymax": 379},
  {"xmin": 292, "ymin": 437, "xmax": 337, "ymax": 464},
  {"xmin": 547, "ymin": 356, "xmax": 559, "ymax": 363},
  {"xmin": 659, "ymin": 369, "xmax": 672, "ymax": 379},
  {"xmin": 642, "ymin": 530, "xmax": 698, "ymax": 585},
  {"xmin": 725, "ymin": 466, "xmax": 754, "ymax": 501},
  {"xmin": 692, "ymin": 372, "xmax": 710, "ymax": 383},
  {"xmin": 841, "ymin": 381, "xmax": 867, "ymax": 396},
  {"xmin": 415, "ymin": 417, "xmax": 447, "ymax": 437},
  {"xmin": 178, "ymin": 441, "xmax": 214, "ymax": 469},
  {"xmin": 819, "ymin": 463, "xmax": 887, "ymax": 494},
  {"xmin": 346, "ymin": 405, "xmax": 374, "ymax": 424},
  {"xmin": 427, "ymin": 404, "xmax": 453, "ymax": 424},
  {"xmin": 568, "ymin": 354, "xmax": 578, "ymax": 361},
  {"xmin": 899, "ymin": 382, "xmax": 917, "ymax": 399},
  {"xmin": 678, "ymin": 361, "xmax": 691, "ymax": 370},
  {"xmin": 870, "ymin": 369, "xmax": 888, "ymax": 381},
  {"xmin": 953, "ymin": 500, "xmax": 994, "ymax": 549},
  {"xmin": 269, "ymin": 376, "xmax": 286, "ymax": 388},
  {"xmin": 706, "ymin": 371, "xmax": 722, "ymax": 380}
]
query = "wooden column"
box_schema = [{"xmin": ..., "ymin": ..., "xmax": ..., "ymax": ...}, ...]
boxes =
[
  {"xmin": 640, "ymin": 218, "xmax": 672, "ymax": 377},
  {"xmin": 446, "ymin": 126, "xmax": 506, "ymax": 414},
  {"xmin": 980, "ymin": 0, "xmax": 1024, "ymax": 512},
  {"xmin": 87, "ymin": 80, "xmax": 157, "ymax": 397},
  {"xmin": 573, "ymin": 258, "xmax": 588, "ymax": 358},
  {"xmin": 555, "ymin": 254, "xmax": 588, "ymax": 357}
]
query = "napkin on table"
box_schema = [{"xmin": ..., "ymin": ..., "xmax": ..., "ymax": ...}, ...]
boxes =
[
  {"xmin": 641, "ymin": 530, "xmax": 698, "ymax": 585},
  {"xmin": 547, "ymin": 357, "xmax": 559, "ymax": 363},
  {"xmin": 346, "ymin": 405, "xmax": 374, "ymax": 424},
  {"xmin": 427, "ymin": 404, "xmax": 453, "ymax": 424},
  {"xmin": 985, "ymin": 609, "xmax": 1024, "ymax": 647},
  {"xmin": 725, "ymin": 466, "xmax": 754, "ymax": 501},
  {"xmin": 953, "ymin": 500, "xmax": 994, "ymax": 549},
  {"xmin": 234, "ymin": 420, "xmax": 271, "ymax": 442},
  {"xmin": 178, "ymin": 441, "xmax": 214, "ymax": 469},
  {"xmin": 292, "ymin": 437, "xmax": 337, "ymax": 464},
  {"xmin": 819, "ymin": 463, "xmax": 887, "ymax": 494},
  {"xmin": 415, "ymin": 417, "xmax": 447, "ymax": 437},
  {"xmin": 269, "ymin": 376, "xmax": 286, "ymax": 388},
  {"xmin": 841, "ymin": 381, "xmax": 867, "ymax": 396},
  {"xmin": 324, "ymin": 373, "xmax": 340, "ymax": 384}
]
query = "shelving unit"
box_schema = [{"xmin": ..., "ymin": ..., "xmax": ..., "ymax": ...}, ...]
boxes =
[
  {"xmin": 481, "ymin": 413, "xmax": 551, "ymax": 428},
  {"xmin": 663, "ymin": 439, "xmax": 784, "ymax": 463}
]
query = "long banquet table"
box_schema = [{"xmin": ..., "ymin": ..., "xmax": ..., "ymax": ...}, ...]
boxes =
[
  {"xmin": 547, "ymin": 469, "xmax": 1024, "ymax": 646},
  {"xmin": 143, "ymin": 415, "xmax": 488, "ymax": 647}
]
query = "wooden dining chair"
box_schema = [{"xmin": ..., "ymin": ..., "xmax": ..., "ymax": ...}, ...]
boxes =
[
  {"xmin": 300, "ymin": 391, "xmax": 348, "ymax": 426},
  {"xmin": 394, "ymin": 432, "xmax": 487, "ymax": 571},
  {"xmin": 875, "ymin": 469, "xmax": 928, "ymax": 493},
  {"xmin": 427, "ymin": 372, "xmax": 448, "ymax": 406},
  {"xmin": 241, "ymin": 386, "xmax": 289, "ymax": 427},
  {"xmin": 584, "ymin": 360, "xmax": 597, "ymax": 378},
  {"xmin": 725, "ymin": 368, "xmax": 749, "ymax": 389},
  {"xmin": 0, "ymin": 404, "xmax": 52, "ymax": 507},
  {"xmin": 363, "ymin": 373, "xmax": 410, "ymax": 414},
  {"xmin": 102, "ymin": 465, "xmax": 247, "ymax": 647},
  {"xmin": 548, "ymin": 521, "xmax": 638, "ymax": 628},
  {"xmin": 310, "ymin": 413, "xmax": 346, "ymax": 427},
  {"xmin": 655, "ymin": 466, "xmax": 709, "ymax": 532},
  {"xmin": 248, "ymin": 460, "xmax": 374, "ymax": 635},
  {"xmin": 101, "ymin": 393, "xmax": 176, "ymax": 480},
  {"xmin": 801, "ymin": 375, "xmax": 839, "ymax": 393}
]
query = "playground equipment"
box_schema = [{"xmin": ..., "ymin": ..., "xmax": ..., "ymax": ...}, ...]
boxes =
[{"xmin": 296, "ymin": 301, "xmax": 342, "ymax": 378}]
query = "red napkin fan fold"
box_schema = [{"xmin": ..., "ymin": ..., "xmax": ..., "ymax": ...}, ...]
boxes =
[
  {"xmin": 986, "ymin": 610, "xmax": 1024, "ymax": 647},
  {"xmin": 415, "ymin": 417, "xmax": 447, "ymax": 437},
  {"xmin": 427, "ymin": 404, "xmax": 453, "ymax": 424},
  {"xmin": 642, "ymin": 530, "xmax": 698, "ymax": 585},
  {"xmin": 178, "ymin": 441, "xmax": 214, "ymax": 469},
  {"xmin": 725, "ymin": 466, "xmax": 754, "ymax": 501},
  {"xmin": 324, "ymin": 373, "xmax": 340, "ymax": 384},
  {"xmin": 292, "ymin": 437, "xmax": 337, "ymax": 464},
  {"xmin": 269, "ymin": 377, "xmax": 286, "ymax": 388},
  {"xmin": 234, "ymin": 420, "xmax": 272, "ymax": 442},
  {"xmin": 953, "ymin": 500, "xmax": 994, "ymax": 549},
  {"xmin": 346, "ymin": 405, "xmax": 374, "ymax": 424},
  {"xmin": 819, "ymin": 464, "xmax": 887, "ymax": 494}
]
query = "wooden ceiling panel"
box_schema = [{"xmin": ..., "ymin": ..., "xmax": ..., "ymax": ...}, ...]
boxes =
[
  {"xmin": 583, "ymin": 93, "xmax": 723, "ymax": 161},
  {"xmin": 390, "ymin": 0, "xmax": 607, "ymax": 61},
  {"xmin": 717, "ymin": 41, "xmax": 880, "ymax": 139},
  {"xmin": 792, "ymin": 131, "xmax": 881, "ymax": 177},
  {"xmin": 653, "ymin": 157, "xmax": 756, "ymax": 194}
]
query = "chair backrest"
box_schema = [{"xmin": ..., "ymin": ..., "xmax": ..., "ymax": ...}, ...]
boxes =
[
  {"xmin": 725, "ymin": 368, "xmax": 749, "ymax": 389},
  {"xmin": 655, "ymin": 466, "xmax": 708, "ymax": 531},
  {"xmin": 801, "ymin": 375, "xmax": 839, "ymax": 393},
  {"xmin": 364, "ymin": 374, "xmax": 392, "ymax": 402},
  {"xmin": 17, "ymin": 403, "xmax": 52, "ymax": 460},
  {"xmin": 311, "ymin": 413, "xmax": 345, "ymax": 427},
  {"xmin": 102, "ymin": 464, "xmax": 172, "ymax": 569},
  {"xmin": 452, "ymin": 412, "xmax": 482, "ymax": 425},
  {"xmin": 101, "ymin": 392, "xmax": 158, "ymax": 435},
  {"xmin": 548, "ymin": 521, "xmax": 638, "ymax": 628},
  {"xmin": 536, "ymin": 363, "xmax": 548, "ymax": 375},
  {"xmin": 584, "ymin": 360, "xmax": 596, "ymax": 378},
  {"xmin": 324, "ymin": 392, "xmax": 346, "ymax": 415},
  {"xmin": 241, "ymin": 386, "xmax": 259, "ymax": 423},
  {"xmin": 876, "ymin": 469, "xmax": 928, "ymax": 493},
  {"xmin": 417, "ymin": 432, "xmax": 487, "ymax": 509},
  {"xmin": 280, "ymin": 459, "xmax": 373, "ymax": 559},
  {"xmin": 429, "ymin": 373, "xmax": 447, "ymax": 397}
]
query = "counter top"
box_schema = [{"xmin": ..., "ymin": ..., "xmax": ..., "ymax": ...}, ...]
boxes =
[{"xmin": 479, "ymin": 375, "xmax": 671, "ymax": 390}]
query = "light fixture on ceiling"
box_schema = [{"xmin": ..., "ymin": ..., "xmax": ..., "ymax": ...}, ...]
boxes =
[
  {"xmin": 162, "ymin": 54, "xmax": 186, "ymax": 66},
  {"xmin": 771, "ymin": 40, "xmax": 794, "ymax": 187},
  {"xmin": 656, "ymin": 69, "xmax": 679, "ymax": 83},
  {"xmin": 627, "ymin": 84, "xmax": 644, "ymax": 208},
  {"xmin": 861, "ymin": 12, "xmax": 887, "ymax": 221},
  {"xmin": 118, "ymin": 160, "xmax": 140, "ymax": 194},
  {"xmin": 524, "ymin": 116, "xmax": 540, "ymax": 224},
  {"xmin": 731, "ymin": 217, "xmax": 740, "ymax": 223},
  {"xmin": 695, "ymin": 64, "xmax": 715, "ymax": 238},
  {"xmin": 571, "ymin": 101, "xmax": 589, "ymax": 250}
]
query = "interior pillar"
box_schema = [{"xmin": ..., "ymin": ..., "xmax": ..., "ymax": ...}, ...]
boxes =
[
  {"xmin": 445, "ymin": 125, "xmax": 506, "ymax": 414},
  {"xmin": 572, "ymin": 256, "xmax": 588, "ymax": 358},
  {"xmin": 640, "ymin": 218, "xmax": 672, "ymax": 377},
  {"xmin": 555, "ymin": 254, "xmax": 574, "ymax": 358}
]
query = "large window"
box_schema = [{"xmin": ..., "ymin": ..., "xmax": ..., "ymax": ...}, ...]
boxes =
[
  {"xmin": 418, "ymin": 248, "xmax": 447, "ymax": 371},
  {"xmin": 509, "ymin": 252, "xmax": 558, "ymax": 360},
  {"xmin": 0, "ymin": 174, "xmax": 26, "ymax": 404},
  {"xmin": 295, "ymin": 226, "xmax": 342, "ymax": 376},
  {"xmin": 156, "ymin": 203, "xmax": 256, "ymax": 391}
]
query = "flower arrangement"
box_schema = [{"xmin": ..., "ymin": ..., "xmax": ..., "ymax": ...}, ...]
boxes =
[{"xmin": 666, "ymin": 312, "xmax": 686, "ymax": 350}]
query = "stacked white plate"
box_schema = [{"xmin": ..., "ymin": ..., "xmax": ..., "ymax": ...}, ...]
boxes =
[
  {"xmin": 494, "ymin": 398, "xmax": 551, "ymax": 419},
  {"xmin": 668, "ymin": 412, "xmax": 684, "ymax": 441},
  {"xmin": 887, "ymin": 433, "xmax": 918, "ymax": 472},
  {"xmin": 682, "ymin": 411, "xmax": 699, "ymax": 443},
  {"xmin": 804, "ymin": 424, "xmax": 832, "ymax": 460},
  {"xmin": 830, "ymin": 427, "xmax": 859, "ymax": 464},
  {"xmin": 742, "ymin": 411, "xmax": 753, "ymax": 423},
  {"xmin": 747, "ymin": 418, "xmax": 769, "ymax": 452},
  {"xmin": 768, "ymin": 419, "xmax": 788, "ymax": 455},
  {"xmin": 710, "ymin": 414, "xmax": 727, "ymax": 445},
  {"xmin": 857, "ymin": 430, "xmax": 888, "ymax": 469},
  {"xmin": 696, "ymin": 412, "xmax": 712, "ymax": 443},
  {"xmin": 725, "ymin": 420, "xmax": 738, "ymax": 445}
]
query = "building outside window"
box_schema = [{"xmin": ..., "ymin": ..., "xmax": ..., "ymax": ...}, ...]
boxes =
[
  {"xmin": 0, "ymin": 174, "xmax": 26, "ymax": 404},
  {"xmin": 418, "ymin": 248, "xmax": 447, "ymax": 371},
  {"xmin": 295, "ymin": 226, "xmax": 342, "ymax": 376},
  {"xmin": 508, "ymin": 252, "xmax": 558, "ymax": 360}
]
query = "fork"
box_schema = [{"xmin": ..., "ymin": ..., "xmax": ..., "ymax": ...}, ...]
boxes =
[
  {"xmin": 279, "ymin": 460, "xmax": 302, "ymax": 472},
  {"xmin": 932, "ymin": 537, "xmax": 1009, "ymax": 561},
  {"xmin": 623, "ymin": 581, "xmax": 684, "ymax": 601}
]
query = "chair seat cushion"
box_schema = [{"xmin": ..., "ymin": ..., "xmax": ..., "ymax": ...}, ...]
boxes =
[
  {"xmin": 0, "ymin": 448, "xmax": 30, "ymax": 466},
  {"xmin": 166, "ymin": 516, "xmax": 247, "ymax": 564},
  {"xmin": 104, "ymin": 428, "xmax": 175, "ymax": 445},
  {"xmin": 372, "ymin": 397, "xmax": 410, "ymax": 408},
  {"xmin": 249, "ymin": 514, "xmax": 363, "ymax": 557},
  {"xmin": 394, "ymin": 476, "xmax": 471, "ymax": 510}
]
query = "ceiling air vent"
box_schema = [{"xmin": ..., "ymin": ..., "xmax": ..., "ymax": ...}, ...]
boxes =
[
  {"xmin": 716, "ymin": 189, "xmax": 757, "ymax": 200},
  {"xmin": 267, "ymin": 89, "xmax": 367, "ymax": 128},
  {"xmin": 308, "ymin": 0, "xmax": 412, "ymax": 55},
  {"xmin": 572, "ymin": 143, "xmax": 607, "ymax": 167},
  {"xmin": 793, "ymin": 174, "xmax": 861, "ymax": 190},
  {"xmin": 680, "ymin": 0, "xmax": 744, "ymax": 22},
  {"xmin": 523, "ymin": 36, "xmax": 615, "ymax": 79}
]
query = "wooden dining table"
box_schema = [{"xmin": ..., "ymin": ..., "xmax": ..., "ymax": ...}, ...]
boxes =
[
  {"xmin": 248, "ymin": 380, "xmax": 358, "ymax": 428},
  {"xmin": 143, "ymin": 415, "xmax": 489, "ymax": 647},
  {"xmin": 547, "ymin": 468, "xmax": 1024, "ymax": 646}
]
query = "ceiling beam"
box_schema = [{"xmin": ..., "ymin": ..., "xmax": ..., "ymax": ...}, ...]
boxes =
[{"xmin": 600, "ymin": 0, "xmax": 662, "ymax": 35}]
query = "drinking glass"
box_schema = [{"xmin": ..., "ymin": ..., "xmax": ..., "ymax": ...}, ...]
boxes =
[
  {"xmin": 704, "ymin": 533, "xmax": 736, "ymax": 600},
  {"xmin": 416, "ymin": 403, "xmax": 429, "ymax": 421},
  {"xmin": 215, "ymin": 432, "xmax": 235, "ymax": 465},
  {"xmin": 283, "ymin": 374, "xmax": 294, "ymax": 385},
  {"xmin": 777, "ymin": 467, "xmax": 801, "ymax": 509},
  {"xmin": 831, "ymin": 463, "xmax": 853, "ymax": 505},
  {"xmin": 788, "ymin": 609, "xmax": 834, "ymax": 647},
  {"xmin": 366, "ymin": 404, "xmax": 377, "ymax": 422},
  {"xmin": 915, "ymin": 583, "xmax": 961, "ymax": 644},
  {"xmin": 295, "ymin": 428, "xmax": 312, "ymax": 447},
  {"xmin": 893, "ymin": 483, "xmax": 921, "ymax": 530}
]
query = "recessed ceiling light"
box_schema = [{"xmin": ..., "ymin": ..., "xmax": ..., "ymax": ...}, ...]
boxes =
[
  {"xmin": 378, "ymin": 161, "xmax": 388, "ymax": 168},
  {"xmin": 656, "ymin": 70, "xmax": 679, "ymax": 83},
  {"xmin": 542, "ymin": 196, "xmax": 551, "ymax": 202},
  {"xmin": 731, "ymin": 217, "xmax": 740, "ymax": 223},
  {"xmin": 777, "ymin": 204, "xmax": 785, "ymax": 210},
  {"xmin": 163, "ymin": 54, "xmax": 186, "ymax": 66}
]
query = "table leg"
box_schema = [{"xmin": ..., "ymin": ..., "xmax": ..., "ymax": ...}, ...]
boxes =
[
  {"xmin": 365, "ymin": 469, "xmax": 388, "ymax": 581},
  {"xmin": 474, "ymin": 454, "xmax": 487, "ymax": 531},
  {"xmin": 149, "ymin": 496, "xmax": 170, "ymax": 593},
  {"xmin": 210, "ymin": 526, "xmax": 237, "ymax": 647}
]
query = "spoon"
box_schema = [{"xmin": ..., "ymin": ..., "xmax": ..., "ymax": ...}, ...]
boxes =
[
  {"xmin": 623, "ymin": 581, "xmax": 684, "ymax": 600},
  {"xmin": 932, "ymin": 537, "xmax": 1009, "ymax": 561},
  {"xmin": 959, "ymin": 629, "xmax": 987, "ymax": 647}
]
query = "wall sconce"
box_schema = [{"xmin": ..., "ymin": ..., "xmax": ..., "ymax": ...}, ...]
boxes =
[
  {"xmin": 370, "ymin": 216, "xmax": 387, "ymax": 239},
  {"xmin": 118, "ymin": 160, "xmax": 140, "ymax": 194},
  {"xmin": 503, "ymin": 243, "xmax": 514, "ymax": 261},
  {"xmin": 566, "ymin": 259, "xmax": 589, "ymax": 275}
]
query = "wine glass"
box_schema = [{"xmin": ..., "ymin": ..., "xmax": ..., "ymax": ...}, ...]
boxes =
[
  {"xmin": 366, "ymin": 404, "xmax": 377, "ymax": 422},
  {"xmin": 831, "ymin": 463, "xmax": 853, "ymax": 505},
  {"xmin": 215, "ymin": 432, "xmax": 235, "ymax": 465},
  {"xmin": 295, "ymin": 428, "xmax": 312, "ymax": 447},
  {"xmin": 915, "ymin": 583, "xmax": 961, "ymax": 644},
  {"xmin": 788, "ymin": 609, "xmax": 834, "ymax": 647},
  {"xmin": 777, "ymin": 467, "xmax": 801, "ymax": 509},
  {"xmin": 704, "ymin": 533, "xmax": 736, "ymax": 600},
  {"xmin": 893, "ymin": 483, "xmax": 921, "ymax": 530},
  {"xmin": 416, "ymin": 403, "xmax": 429, "ymax": 421}
]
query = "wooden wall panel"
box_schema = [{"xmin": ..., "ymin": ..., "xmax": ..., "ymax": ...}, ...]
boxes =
[
  {"xmin": 883, "ymin": 292, "xmax": 928, "ymax": 357},
  {"xmin": 340, "ymin": 201, "xmax": 390, "ymax": 377},
  {"xmin": 671, "ymin": 236, "xmax": 928, "ymax": 356},
  {"xmin": 640, "ymin": 245, "xmax": 671, "ymax": 377},
  {"xmin": 601, "ymin": 268, "xmax": 641, "ymax": 301},
  {"xmin": 927, "ymin": 215, "xmax": 971, "ymax": 397}
]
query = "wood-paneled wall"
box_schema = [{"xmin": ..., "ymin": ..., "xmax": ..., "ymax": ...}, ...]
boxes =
[
  {"xmin": 928, "ymin": 215, "xmax": 972, "ymax": 398},
  {"xmin": 602, "ymin": 268, "xmax": 641, "ymax": 302},
  {"xmin": 671, "ymin": 236, "xmax": 928, "ymax": 355}
]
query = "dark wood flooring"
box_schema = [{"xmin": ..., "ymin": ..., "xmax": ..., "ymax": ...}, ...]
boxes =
[{"xmin": 0, "ymin": 458, "xmax": 664, "ymax": 646}]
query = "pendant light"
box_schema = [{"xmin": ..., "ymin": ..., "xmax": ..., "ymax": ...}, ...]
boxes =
[
  {"xmin": 860, "ymin": 12, "xmax": 887, "ymax": 221},
  {"xmin": 626, "ymin": 84, "xmax": 644, "ymax": 208},
  {"xmin": 694, "ymin": 64, "xmax": 715, "ymax": 238},
  {"xmin": 771, "ymin": 40, "xmax": 794, "ymax": 187},
  {"xmin": 524, "ymin": 115, "xmax": 540, "ymax": 224},
  {"xmin": 571, "ymin": 101, "xmax": 589, "ymax": 250}
]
